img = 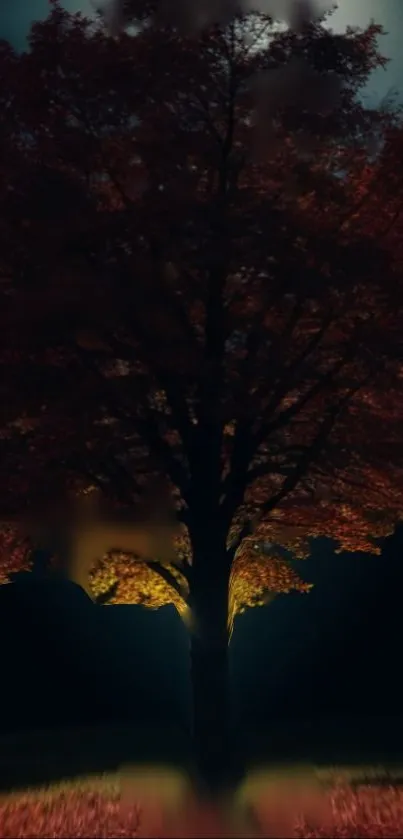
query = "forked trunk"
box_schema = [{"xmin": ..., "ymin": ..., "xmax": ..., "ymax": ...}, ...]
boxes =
[{"xmin": 189, "ymin": 538, "xmax": 238, "ymax": 799}]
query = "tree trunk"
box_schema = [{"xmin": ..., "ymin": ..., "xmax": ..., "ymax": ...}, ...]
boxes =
[{"xmin": 188, "ymin": 537, "xmax": 238, "ymax": 799}]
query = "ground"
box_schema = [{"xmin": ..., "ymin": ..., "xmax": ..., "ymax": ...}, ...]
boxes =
[{"xmin": 1, "ymin": 764, "xmax": 403, "ymax": 837}]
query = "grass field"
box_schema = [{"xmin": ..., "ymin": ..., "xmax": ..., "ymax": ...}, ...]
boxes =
[
  {"xmin": 1, "ymin": 764, "xmax": 403, "ymax": 837},
  {"xmin": 1, "ymin": 721, "xmax": 403, "ymax": 836}
]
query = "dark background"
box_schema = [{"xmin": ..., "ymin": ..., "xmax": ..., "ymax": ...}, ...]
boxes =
[
  {"xmin": 1, "ymin": 526, "xmax": 403, "ymax": 789},
  {"xmin": 232, "ymin": 528, "xmax": 403, "ymax": 766}
]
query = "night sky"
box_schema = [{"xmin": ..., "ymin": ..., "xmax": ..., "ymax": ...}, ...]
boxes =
[{"xmin": 1, "ymin": 0, "xmax": 402, "ymax": 105}]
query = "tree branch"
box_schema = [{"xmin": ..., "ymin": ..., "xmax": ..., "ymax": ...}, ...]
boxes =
[
  {"xmin": 97, "ymin": 325, "xmax": 195, "ymax": 459},
  {"xmin": 94, "ymin": 560, "xmax": 189, "ymax": 604},
  {"xmin": 191, "ymin": 94, "xmax": 224, "ymax": 148},
  {"xmin": 90, "ymin": 244, "xmax": 197, "ymax": 462},
  {"xmin": 67, "ymin": 101, "xmax": 198, "ymax": 464},
  {"xmin": 338, "ymin": 156, "xmax": 398, "ymax": 235},
  {"xmin": 94, "ymin": 580, "xmax": 120, "ymax": 605},
  {"xmin": 220, "ymin": 420, "xmax": 252, "ymax": 529},
  {"xmin": 252, "ymin": 334, "xmax": 356, "ymax": 455},
  {"xmin": 74, "ymin": 343, "xmax": 191, "ymax": 501},
  {"xmin": 246, "ymin": 460, "xmax": 298, "ymax": 485},
  {"xmin": 237, "ymin": 289, "xmax": 304, "ymax": 410},
  {"xmin": 220, "ymin": 301, "xmax": 307, "ymax": 526},
  {"xmin": 61, "ymin": 451, "xmax": 141, "ymax": 505},
  {"xmin": 143, "ymin": 559, "xmax": 190, "ymax": 601},
  {"xmin": 230, "ymin": 379, "xmax": 369, "ymax": 556},
  {"xmin": 252, "ymin": 308, "xmax": 336, "ymax": 443}
]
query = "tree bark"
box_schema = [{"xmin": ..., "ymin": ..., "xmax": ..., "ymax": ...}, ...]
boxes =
[{"xmin": 188, "ymin": 536, "xmax": 238, "ymax": 799}]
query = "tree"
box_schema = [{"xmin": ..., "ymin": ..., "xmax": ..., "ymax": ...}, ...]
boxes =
[{"xmin": 1, "ymin": 0, "xmax": 403, "ymax": 795}]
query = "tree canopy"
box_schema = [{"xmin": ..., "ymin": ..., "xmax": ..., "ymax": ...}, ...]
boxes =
[{"xmin": 1, "ymin": 0, "xmax": 403, "ymax": 633}]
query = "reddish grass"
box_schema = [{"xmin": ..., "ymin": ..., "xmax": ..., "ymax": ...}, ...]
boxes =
[
  {"xmin": 295, "ymin": 783, "xmax": 403, "ymax": 838},
  {"xmin": 1, "ymin": 775, "xmax": 403, "ymax": 838}
]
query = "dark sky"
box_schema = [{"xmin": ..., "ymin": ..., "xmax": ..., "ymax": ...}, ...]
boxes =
[{"xmin": 1, "ymin": 1, "xmax": 402, "ymax": 105}]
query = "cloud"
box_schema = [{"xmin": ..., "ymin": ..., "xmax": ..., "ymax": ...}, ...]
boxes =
[
  {"xmin": 98, "ymin": 0, "xmax": 333, "ymax": 37},
  {"xmin": 244, "ymin": 0, "xmax": 333, "ymax": 29}
]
